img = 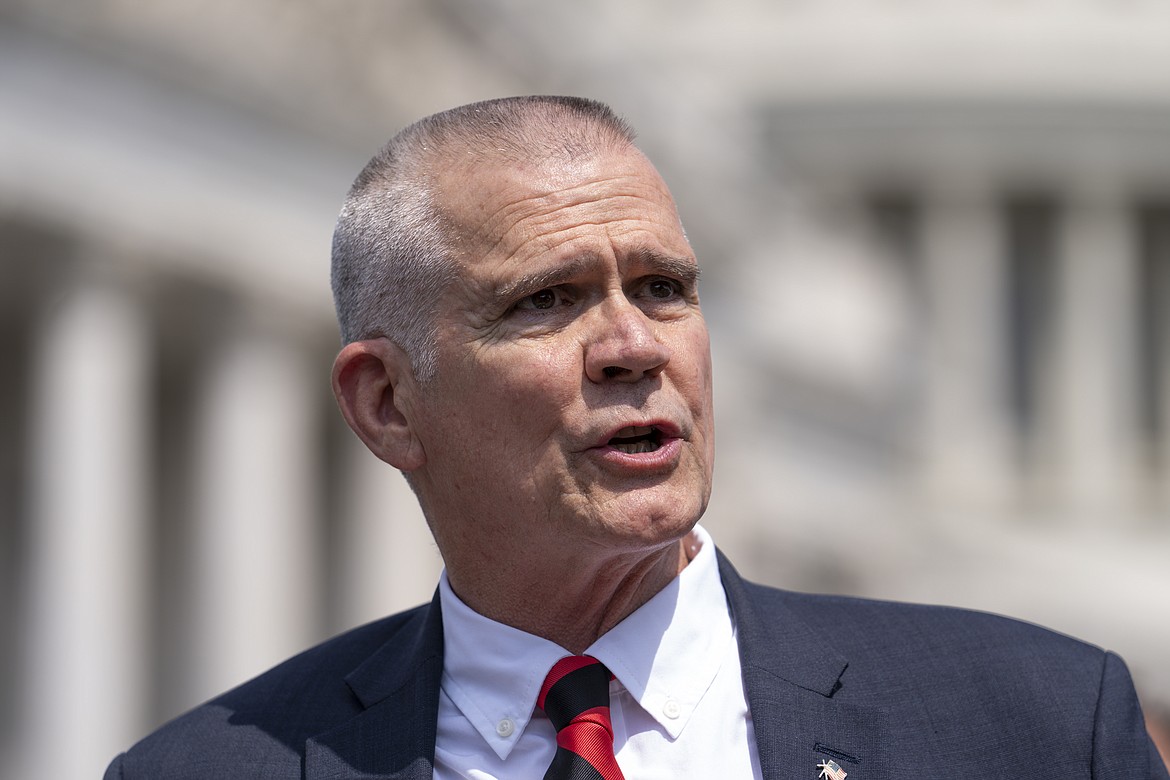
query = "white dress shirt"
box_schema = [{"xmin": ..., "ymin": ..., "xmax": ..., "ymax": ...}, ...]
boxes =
[{"xmin": 433, "ymin": 524, "xmax": 763, "ymax": 779}]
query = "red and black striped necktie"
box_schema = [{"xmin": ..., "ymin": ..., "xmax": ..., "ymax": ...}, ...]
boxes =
[{"xmin": 537, "ymin": 655, "xmax": 626, "ymax": 780}]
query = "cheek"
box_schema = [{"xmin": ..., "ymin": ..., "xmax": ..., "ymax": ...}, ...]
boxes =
[
  {"xmin": 673, "ymin": 329, "xmax": 714, "ymax": 407},
  {"xmin": 472, "ymin": 344, "xmax": 582, "ymax": 432},
  {"xmin": 499, "ymin": 342, "xmax": 579, "ymax": 390}
]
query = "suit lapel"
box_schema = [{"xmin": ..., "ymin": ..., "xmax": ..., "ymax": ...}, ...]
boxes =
[
  {"xmin": 305, "ymin": 592, "xmax": 444, "ymax": 780},
  {"xmin": 719, "ymin": 552, "xmax": 890, "ymax": 780},
  {"xmin": 302, "ymin": 552, "xmax": 890, "ymax": 779}
]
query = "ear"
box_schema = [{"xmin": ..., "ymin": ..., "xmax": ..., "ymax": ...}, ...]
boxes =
[{"xmin": 331, "ymin": 338, "xmax": 427, "ymax": 471}]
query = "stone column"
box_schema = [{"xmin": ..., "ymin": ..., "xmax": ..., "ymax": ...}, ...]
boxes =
[
  {"xmin": 1151, "ymin": 210, "xmax": 1170, "ymax": 508},
  {"xmin": 181, "ymin": 319, "xmax": 322, "ymax": 706},
  {"xmin": 333, "ymin": 432, "xmax": 442, "ymax": 632},
  {"xmin": 22, "ymin": 281, "xmax": 151, "ymax": 779},
  {"xmin": 1046, "ymin": 193, "xmax": 1139, "ymax": 518},
  {"xmin": 917, "ymin": 189, "xmax": 1013, "ymax": 511}
]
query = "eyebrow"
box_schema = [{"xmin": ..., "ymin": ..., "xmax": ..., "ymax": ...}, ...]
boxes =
[
  {"xmin": 491, "ymin": 250, "xmax": 701, "ymax": 307},
  {"xmin": 631, "ymin": 249, "xmax": 702, "ymax": 286},
  {"xmin": 492, "ymin": 256, "xmax": 596, "ymax": 307}
]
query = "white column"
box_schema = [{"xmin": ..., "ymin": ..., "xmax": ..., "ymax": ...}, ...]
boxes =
[
  {"xmin": 334, "ymin": 433, "xmax": 442, "ymax": 631},
  {"xmin": 22, "ymin": 282, "xmax": 151, "ymax": 779},
  {"xmin": 1046, "ymin": 194, "xmax": 1139, "ymax": 517},
  {"xmin": 1156, "ymin": 215, "xmax": 1170, "ymax": 507},
  {"xmin": 182, "ymin": 321, "xmax": 322, "ymax": 706},
  {"xmin": 917, "ymin": 190, "xmax": 1013, "ymax": 510}
]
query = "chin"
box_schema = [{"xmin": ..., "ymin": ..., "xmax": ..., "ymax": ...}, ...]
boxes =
[{"xmin": 593, "ymin": 491, "xmax": 705, "ymax": 547}]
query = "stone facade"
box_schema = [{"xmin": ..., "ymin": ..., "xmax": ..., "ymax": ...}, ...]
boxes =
[{"xmin": 2, "ymin": 3, "xmax": 1168, "ymax": 776}]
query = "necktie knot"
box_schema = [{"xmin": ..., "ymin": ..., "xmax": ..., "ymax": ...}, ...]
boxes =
[{"xmin": 538, "ymin": 655, "xmax": 625, "ymax": 780}]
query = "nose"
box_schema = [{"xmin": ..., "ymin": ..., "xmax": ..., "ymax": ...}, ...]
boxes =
[{"xmin": 584, "ymin": 297, "xmax": 670, "ymax": 383}]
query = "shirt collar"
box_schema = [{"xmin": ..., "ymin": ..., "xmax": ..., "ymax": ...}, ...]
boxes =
[
  {"xmin": 586, "ymin": 524, "xmax": 732, "ymax": 740},
  {"xmin": 438, "ymin": 524, "xmax": 732, "ymax": 758}
]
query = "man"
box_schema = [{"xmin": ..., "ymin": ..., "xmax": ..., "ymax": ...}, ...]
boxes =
[{"xmin": 106, "ymin": 96, "xmax": 1168, "ymax": 779}]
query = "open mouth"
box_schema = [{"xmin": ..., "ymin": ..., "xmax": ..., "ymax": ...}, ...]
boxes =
[{"xmin": 607, "ymin": 425, "xmax": 663, "ymax": 454}]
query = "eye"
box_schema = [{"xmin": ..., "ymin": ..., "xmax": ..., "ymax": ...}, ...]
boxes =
[
  {"xmin": 516, "ymin": 287, "xmax": 572, "ymax": 312},
  {"xmin": 638, "ymin": 277, "xmax": 683, "ymax": 301},
  {"xmin": 647, "ymin": 279, "xmax": 678, "ymax": 299}
]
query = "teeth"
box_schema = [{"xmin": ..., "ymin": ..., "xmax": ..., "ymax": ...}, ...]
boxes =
[
  {"xmin": 614, "ymin": 425, "xmax": 654, "ymax": 438},
  {"xmin": 613, "ymin": 440, "xmax": 659, "ymax": 454}
]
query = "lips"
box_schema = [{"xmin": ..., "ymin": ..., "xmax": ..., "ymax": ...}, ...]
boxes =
[
  {"xmin": 585, "ymin": 420, "xmax": 686, "ymax": 474},
  {"xmin": 596, "ymin": 420, "xmax": 682, "ymax": 453}
]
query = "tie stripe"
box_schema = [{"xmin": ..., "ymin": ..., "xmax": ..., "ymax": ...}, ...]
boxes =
[
  {"xmin": 543, "ymin": 749, "xmax": 607, "ymax": 780},
  {"xmin": 538, "ymin": 656, "xmax": 625, "ymax": 780},
  {"xmin": 540, "ymin": 659, "xmax": 611, "ymax": 729}
]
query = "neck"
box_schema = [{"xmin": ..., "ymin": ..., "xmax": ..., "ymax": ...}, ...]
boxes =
[{"xmin": 446, "ymin": 536, "xmax": 693, "ymax": 654}]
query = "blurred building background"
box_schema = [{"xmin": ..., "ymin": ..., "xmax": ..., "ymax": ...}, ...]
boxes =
[{"xmin": 2, "ymin": 1, "xmax": 1169, "ymax": 777}]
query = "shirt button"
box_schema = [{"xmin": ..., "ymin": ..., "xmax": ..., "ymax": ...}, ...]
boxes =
[
  {"xmin": 662, "ymin": 699, "xmax": 681, "ymax": 719},
  {"xmin": 496, "ymin": 718, "xmax": 515, "ymax": 737}
]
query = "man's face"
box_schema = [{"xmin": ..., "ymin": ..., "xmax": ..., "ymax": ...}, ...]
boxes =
[{"xmin": 405, "ymin": 145, "xmax": 714, "ymax": 563}]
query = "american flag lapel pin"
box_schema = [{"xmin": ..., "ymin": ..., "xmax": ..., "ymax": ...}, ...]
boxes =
[{"xmin": 817, "ymin": 759, "xmax": 848, "ymax": 780}]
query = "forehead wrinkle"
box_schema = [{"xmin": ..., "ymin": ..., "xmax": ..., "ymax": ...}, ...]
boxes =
[
  {"xmin": 475, "ymin": 199, "xmax": 681, "ymax": 271},
  {"xmin": 472, "ymin": 171, "xmax": 674, "ymax": 253}
]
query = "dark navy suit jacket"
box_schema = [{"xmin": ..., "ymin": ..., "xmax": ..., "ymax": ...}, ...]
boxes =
[{"xmin": 106, "ymin": 553, "xmax": 1169, "ymax": 779}]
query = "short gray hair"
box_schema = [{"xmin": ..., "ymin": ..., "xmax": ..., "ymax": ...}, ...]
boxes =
[{"xmin": 330, "ymin": 96, "xmax": 636, "ymax": 381}]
